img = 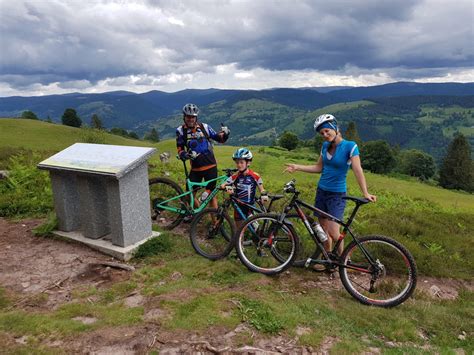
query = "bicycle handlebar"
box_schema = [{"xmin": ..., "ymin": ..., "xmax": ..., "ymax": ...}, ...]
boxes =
[{"xmin": 283, "ymin": 179, "xmax": 370, "ymax": 205}]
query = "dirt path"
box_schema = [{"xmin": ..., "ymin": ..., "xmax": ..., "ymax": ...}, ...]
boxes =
[
  {"xmin": 0, "ymin": 218, "xmax": 130, "ymax": 309},
  {"xmin": 1, "ymin": 217, "xmax": 472, "ymax": 354}
]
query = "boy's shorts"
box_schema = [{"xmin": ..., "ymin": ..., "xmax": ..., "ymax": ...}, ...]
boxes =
[
  {"xmin": 233, "ymin": 203, "xmax": 252, "ymax": 221},
  {"xmin": 314, "ymin": 187, "xmax": 346, "ymax": 221}
]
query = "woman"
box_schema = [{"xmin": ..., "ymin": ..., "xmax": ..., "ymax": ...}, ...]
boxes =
[{"xmin": 284, "ymin": 114, "xmax": 376, "ymax": 266}]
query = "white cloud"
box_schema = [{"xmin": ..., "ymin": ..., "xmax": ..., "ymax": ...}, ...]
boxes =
[{"xmin": 0, "ymin": 0, "xmax": 472, "ymax": 96}]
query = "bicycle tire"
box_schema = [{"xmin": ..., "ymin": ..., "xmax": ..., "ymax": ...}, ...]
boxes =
[
  {"xmin": 149, "ymin": 177, "xmax": 188, "ymax": 230},
  {"xmin": 190, "ymin": 208, "xmax": 235, "ymax": 260},
  {"xmin": 235, "ymin": 213, "xmax": 299, "ymax": 275},
  {"xmin": 339, "ymin": 235, "xmax": 417, "ymax": 307}
]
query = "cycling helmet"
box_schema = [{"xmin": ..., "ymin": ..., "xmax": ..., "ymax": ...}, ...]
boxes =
[
  {"xmin": 232, "ymin": 147, "xmax": 253, "ymax": 161},
  {"xmin": 314, "ymin": 114, "xmax": 338, "ymax": 132},
  {"xmin": 182, "ymin": 103, "xmax": 199, "ymax": 117}
]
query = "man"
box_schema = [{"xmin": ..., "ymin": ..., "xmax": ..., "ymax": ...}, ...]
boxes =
[{"xmin": 176, "ymin": 103, "xmax": 230, "ymax": 211}]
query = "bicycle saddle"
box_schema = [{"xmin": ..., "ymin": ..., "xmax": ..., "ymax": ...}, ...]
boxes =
[{"xmin": 342, "ymin": 196, "xmax": 370, "ymax": 204}]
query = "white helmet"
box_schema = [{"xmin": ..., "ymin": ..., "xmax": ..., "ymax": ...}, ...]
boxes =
[
  {"xmin": 232, "ymin": 147, "xmax": 253, "ymax": 161},
  {"xmin": 182, "ymin": 103, "xmax": 199, "ymax": 117},
  {"xmin": 314, "ymin": 114, "xmax": 338, "ymax": 132}
]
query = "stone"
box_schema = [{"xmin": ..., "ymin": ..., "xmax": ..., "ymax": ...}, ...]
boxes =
[
  {"xmin": 429, "ymin": 285, "xmax": 442, "ymax": 298},
  {"xmin": 124, "ymin": 293, "xmax": 144, "ymax": 308},
  {"xmin": 72, "ymin": 316, "xmax": 97, "ymax": 324},
  {"xmin": 38, "ymin": 143, "xmax": 157, "ymax": 256}
]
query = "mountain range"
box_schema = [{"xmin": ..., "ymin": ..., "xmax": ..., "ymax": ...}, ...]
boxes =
[
  {"xmin": 1, "ymin": 82, "xmax": 473, "ymax": 160},
  {"xmin": 1, "ymin": 82, "xmax": 473, "ymax": 129}
]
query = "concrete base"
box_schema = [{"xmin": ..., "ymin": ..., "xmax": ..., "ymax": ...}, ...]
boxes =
[{"xmin": 52, "ymin": 230, "xmax": 161, "ymax": 261}]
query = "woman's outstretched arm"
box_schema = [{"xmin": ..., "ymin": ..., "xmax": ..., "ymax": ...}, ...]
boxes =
[{"xmin": 284, "ymin": 155, "xmax": 323, "ymax": 174}]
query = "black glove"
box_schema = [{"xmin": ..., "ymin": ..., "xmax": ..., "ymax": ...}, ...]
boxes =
[{"xmin": 179, "ymin": 151, "xmax": 189, "ymax": 161}]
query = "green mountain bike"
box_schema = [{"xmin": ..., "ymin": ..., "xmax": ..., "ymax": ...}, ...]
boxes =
[{"xmin": 149, "ymin": 157, "xmax": 237, "ymax": 230}]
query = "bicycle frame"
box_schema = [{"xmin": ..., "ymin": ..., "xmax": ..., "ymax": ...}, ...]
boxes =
[
  {"xmin": 155, "ymin": 159, "xmax": 232, "ymax": 215},
  {"xmin": 277, "ymin": 192, "xmax": 377, "ymax": 272},
  {"xmin": 155, "ymin": 174, "xmax": 229, "ymax": 215}
]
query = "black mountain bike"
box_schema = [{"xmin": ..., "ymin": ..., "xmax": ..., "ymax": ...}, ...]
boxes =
[
  {"xmin": 235, "ymin": 179, "xmax": 417, "ymax": 307},
  {"xmin": 189, "ymin": 189, "xmax": 285, "ymax": 260}
]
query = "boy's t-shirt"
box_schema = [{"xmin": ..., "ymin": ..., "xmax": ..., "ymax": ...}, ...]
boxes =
[{"xmin": 226, "ymin": 169, "xmax": 263, "ymax": 203}]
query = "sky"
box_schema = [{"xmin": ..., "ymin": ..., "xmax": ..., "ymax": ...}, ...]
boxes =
[{"xmin": 0, "ymin": 0, "xmax": 473, "ymax": 96}]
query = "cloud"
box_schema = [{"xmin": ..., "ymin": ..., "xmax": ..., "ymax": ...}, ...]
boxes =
[{"xmin": 0, "ymin": 0, "xmax": 472, "ymax": 95}]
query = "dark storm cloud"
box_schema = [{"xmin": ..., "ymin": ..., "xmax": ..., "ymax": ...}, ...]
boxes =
[{"xmin": 0, "ymin": 0, "xmax": 472, "ymax": 90}]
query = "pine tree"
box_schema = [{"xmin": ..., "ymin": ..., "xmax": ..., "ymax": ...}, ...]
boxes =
[
  {"xmin": 439, "ymin": 134, "xmax": 473, "ymax": 192},
  {"xmin": 313, "ymin": 135, "xmax": 324, "ymax": 153},
  {"xmin": 145, "ymin": 128, "xmax": 159, "ymax": 142},
  {"xmin": 344, "ymin": 121, "xmax": 362, "ymax": 146},
  {"xmin": 61, "ymin": 108, "xmax": 82, "ymax": 128},
  {"xmin": 91, "ymin": 114, "xmax": 103, "ymax": 130}
]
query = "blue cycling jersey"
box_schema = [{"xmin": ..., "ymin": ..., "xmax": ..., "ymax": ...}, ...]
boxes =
[
  {"xmin": 176, "ymin": 123, "xmax": 224, "ymax": 171},
  {"xmin": 318, "ymin": 139, "xmax": 359, "ymax": 193}
]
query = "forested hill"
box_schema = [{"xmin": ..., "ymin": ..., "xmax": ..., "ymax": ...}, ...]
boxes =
[
  {"xmin": 1, "ymin": 82, "xmax": 473, "ymax": 159},
  {"xmin": 148, "ymin": 95, "xmax": 474, "ymax": 160}
]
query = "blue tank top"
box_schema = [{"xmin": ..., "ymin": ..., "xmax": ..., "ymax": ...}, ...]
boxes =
[{"xmin": 318, "ymin": 139, "xmax": 359, "ymax": 193}]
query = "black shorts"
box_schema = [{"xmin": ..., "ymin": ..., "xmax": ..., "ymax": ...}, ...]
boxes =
[
  {"xmin": 189, "ymin": 166, "xmax": 218, "ymax": 191},
  {"xmin": 233, "ymin": 204, "xmax": 252, "ymax": 221}
]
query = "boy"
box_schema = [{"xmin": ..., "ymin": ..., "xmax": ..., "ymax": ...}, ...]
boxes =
[{"xmin": 222, "ymin": 148, "xmax": 268, "ymax": 227}]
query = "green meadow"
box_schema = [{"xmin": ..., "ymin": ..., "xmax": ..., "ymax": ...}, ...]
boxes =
[{"xmin": 0, "ymin": 118, "xmax": 473, "ymax": 353}]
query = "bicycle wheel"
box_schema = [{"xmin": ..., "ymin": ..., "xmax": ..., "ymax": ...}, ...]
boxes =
[
  {"xmin": 339, "ymin": 235, "xmax": 417, "ymax": 307},
  {"xmin": 190, "ymin": 208, "xmax": 235, "ymax": 260},
  {"xmin": 235, "ymin": 213, "xmax": 299, "ymax": 275},
  {"xmin": 149, "ymin": 177, "xmax": 188, "ymax": 230}
]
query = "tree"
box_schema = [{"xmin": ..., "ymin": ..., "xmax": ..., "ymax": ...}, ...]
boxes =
[
  {"xmin": 144, "ymin": 128, "xmax": 159, "ymax": 142},
  {"xmin": 128, "ymin": 131, "xmax": 139, "ymax": 140},
  {"xmin": 61, "ymin": 108, "xmax": 82, "ymax": 127},
  {"xmin": 21, "ymin": 110, "xmax": 38, "ymax": 120},
  {"xmin": 398, "ymin": 149, "xmax": 436, "ymax": 180},
  {"xmin": 344, "ymin": 121, "xmax": 362, "ymax": 146},
  {"xmin": 313, "ymin": 135, "xmax": 324, "ymax": 153},
  {"xmin": 279, "ymin": 131, "xmax": 299, "ymax": 151},
  {"xmin": 45, "ymin": 116, "xmax": 52, "ymax": 123},
  {"xmin": 110, "ymin": 127, "xmax": 129, "ymax": 137},
  {"xmin": 439, "ymin": 134, "xmax": 473, "ymax": 192},
  {"xmin": 361, "ymin": 140, "xmax": 396, "ymax": 174},
  {"xmin": 90, "ymin": 114, "xmax": 103, "ymax": 130}
]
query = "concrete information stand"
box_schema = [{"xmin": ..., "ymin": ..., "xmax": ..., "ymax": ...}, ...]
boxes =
[{"xmin": 38, "ymin": 143, "xmax": 158, "ymax": 260}]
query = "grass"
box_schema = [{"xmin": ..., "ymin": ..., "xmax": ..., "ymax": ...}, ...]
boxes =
[
  {"xmin": 1, "ymin": 228, "xmax": 473, "ymax": 352},
  {"xmin": 131, "ymin": 234, "xmax": 474, "ymax": 351},
  {"xmin": 0, "ymin": 118, "xmax": 156, "ymax": 152},
  {"xmin": 0, "ymin": 118, "xmax": 473, "ymax": 352}
]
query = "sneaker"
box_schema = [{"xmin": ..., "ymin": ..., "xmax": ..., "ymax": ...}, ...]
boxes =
[{"xmin": 312, "ymin": 263, "xmax": 326, "ymax": 272}]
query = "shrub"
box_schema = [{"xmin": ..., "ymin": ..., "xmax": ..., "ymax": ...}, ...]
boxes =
[
  {"xmin": 397, "ymin": 149, "xmax": 436, "ymax": 180},
  {"xmin": 361, "ymin": 140, "xmax": 396, "ymax": 174},
  {"xmin": 134, "ymin": 234, "xmax": 173, "ymax": 258},
  {"xmin": 278, "ymin": 131, "xmax": 299, "ymax": 151},
  {"xmin": 0, "ymin": 152, "xmax": 53, "ymax": 217},
  {"xmin": 79, "ymin": 127, "xmax": 108, "ymax": 144}
]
